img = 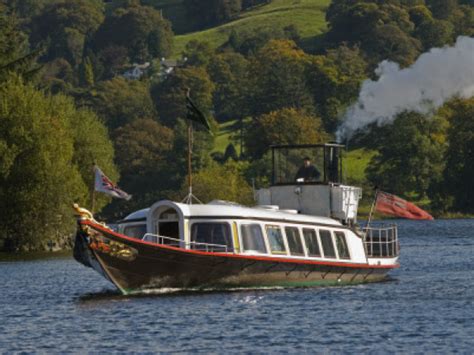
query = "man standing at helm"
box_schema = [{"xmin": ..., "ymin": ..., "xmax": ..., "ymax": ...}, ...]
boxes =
[{"xmin": 295, "ymin": 157, "xmax": 321, "ymax": 182}]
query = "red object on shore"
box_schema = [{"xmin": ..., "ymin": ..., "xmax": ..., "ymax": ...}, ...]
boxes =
[{"xmin": 375, "ymin": 191, "xmax": 434, "ymax": 220}]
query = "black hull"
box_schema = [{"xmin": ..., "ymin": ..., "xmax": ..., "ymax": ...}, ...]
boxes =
[{"xmin": 75, "ymin": 220, "xmax": 397, "ymax": 294}]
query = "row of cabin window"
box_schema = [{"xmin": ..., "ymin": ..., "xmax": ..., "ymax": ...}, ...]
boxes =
[{"xmin": 190, "ymin": 222, "xmax": 350, "ymax": 260}]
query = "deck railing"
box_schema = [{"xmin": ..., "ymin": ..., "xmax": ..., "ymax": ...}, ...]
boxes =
[
  {"xmin": 142, "ymin": 234, "xmax": 230, "ymax": 253},
  {"xmin": 362, "ymin": 224, "xmax": 399, "ymax": 258}
]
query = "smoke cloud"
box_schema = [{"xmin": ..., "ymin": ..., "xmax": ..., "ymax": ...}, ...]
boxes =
[{"xmin": 337, "ymin": 36, "xmax": 474, "ymax": 141}]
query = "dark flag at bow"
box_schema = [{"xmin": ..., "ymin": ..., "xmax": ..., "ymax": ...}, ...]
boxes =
[{"xmin": 185, "ymin": 91, "xmax": 212, "ymax": 133}]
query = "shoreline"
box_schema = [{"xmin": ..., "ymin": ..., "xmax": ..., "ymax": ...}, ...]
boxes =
[{"xmin": 0, "ymin": 250, "xmax": 72, "ymax": 262}]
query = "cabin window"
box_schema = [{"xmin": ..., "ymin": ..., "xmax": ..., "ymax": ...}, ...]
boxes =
[
  {"xmin": 335, "ymin": 232, "xmax": 350, "ymax": 259},
  {"xmin": 265, "ymin": 225, "xmax": 286, "ymax": 254},
  {"xmin": 285, "ymin": 227, "xmax": 304, "ymax": 256},
  {"xmin": 123, "ymin": 224, "xmax": 146, "ymax": 239},
  {"xmin": 241, "ymin": 224, "xmax": 267, "ymax": 253},
  {"xmin": 319, "ymin": 229, "xmax": 336, "ymax": 258},
  {"xmin": 191, "ymin": 223, "xmax": 232, "ymax": 252},
  {"xmin": 303, "ymin": 228, "xmax": 321, "ymax": 257}
]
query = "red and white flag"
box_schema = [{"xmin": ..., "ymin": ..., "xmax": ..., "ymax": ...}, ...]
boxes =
[
  {"xmin": 94, "ymin": 166, "xmax": 131, "ymax": 201},
  {"xmin": 375, "ymin": 191, "xmax": 433, "ymax": 220}
]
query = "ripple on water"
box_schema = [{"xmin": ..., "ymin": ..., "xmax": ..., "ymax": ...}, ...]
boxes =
[{"xmin": 0, "ymin": 219, "xmax": 473, "ymax": 352}]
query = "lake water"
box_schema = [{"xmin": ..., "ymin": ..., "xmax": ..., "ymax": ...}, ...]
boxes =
[{"xmin": 1, "ymin": 219, "xmax": 473, "ymax": 353}]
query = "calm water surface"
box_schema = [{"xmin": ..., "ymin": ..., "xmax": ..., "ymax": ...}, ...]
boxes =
[{"xmin": 1, "ymin": 219, "xmax": 473, "ymax": 353}]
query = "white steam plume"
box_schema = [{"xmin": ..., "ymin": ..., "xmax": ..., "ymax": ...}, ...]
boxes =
[{"xmin": 337, "ymin": 36, "xmax": 474, "ymax": 141}]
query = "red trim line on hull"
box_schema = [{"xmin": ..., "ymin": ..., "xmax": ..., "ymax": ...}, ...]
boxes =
[{"xmin": 80, "ymin": 220, "xmax": 399, "ymax": 270}]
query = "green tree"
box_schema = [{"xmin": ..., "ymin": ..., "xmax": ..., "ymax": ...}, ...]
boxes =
[
  {"xmin": 326, "ymin": 2, "xmax": 422, "ymax": 67},
  {"xmin": 427, "ymin": 0, "xmax": 459, "ymax": 20},
  {"xmin": 110, "ymin": 118, "xmax": 175, "ymax": 213},
  {"xmin": 97, "ymin": 45, "xmax": 129, "ymax": 80},
  {"xmin": 91, "ymin": 77, "xmax": 156, "ymax": 129},
  {"xmin": 0, "ymin": 76, "xmax": 116, "ymax": 251},
  {"xmin": 436, "ymin": 98, "xmax": 474, "ymax": 212},
  {"xmin": 184, "ymin": 0, "xmax": 242, "ymax": 29},
  {"xmin": 29, "ymin": 0, "xmax": 105, "ymax": 66},
  {"xmin": 181, "ymin": 161, "xmax": 254, "ymax": 205},
  {"xmin": 0, "ymin": 4, "xmax": 42, "ymax": 83},
  {"xmin": 70, "ymin": 108, "xmax": 118, "ymax": 212},
  {"xmin": 307, "ymin": 45, "xmax": 368, "ymax": 132},
  {"xmin": 247, "ymin": 40, "xmax": 314, "ymax": 117},
  {"xmin": 366, "ymin": 111, "xmax": 447, "ymax": 198},
  {"xmin": 415, "ymin": 19, "xmax": 455, "ymax": 50},
  {"xmin": 79, "ymin": 56, "xmax": 95, "ymax": 87},
  {"xmin": 227, "ymin": 25, "xmax": 300, "ymax": 56},
  {"xmin": 182, "ymin": 40, "xmax": 214, "ymax": 67},
  {"xmin": 207, "ymin": 51, "xmax": 249, "ymax": 120},
  {"xmin": 0, "ymin": 4, "xmax": 28, "ymax": 67},
  {"xmin": 366, "ymin": 24, "xmax": 422, "ymax": 67},
  {"xmin": 93, "ymin": 5, "xmax": 173, "ymax": 63},
  {"xmin": 450, "ymin": 5, "xmax": 474, "ymax": 38},
  {"xmin": 245, "ymin": 108, "xmax": 329, "ymax": 159},
  {"xmin": 151, "ymin": 66, "xmax": 215, "ymax": 127}
]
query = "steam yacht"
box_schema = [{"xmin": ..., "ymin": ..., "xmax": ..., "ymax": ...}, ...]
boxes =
[{"xmin": 74, "ymin": 144, "xmax": 399, "ymax": 294}]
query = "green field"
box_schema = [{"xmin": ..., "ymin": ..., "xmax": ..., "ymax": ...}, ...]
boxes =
[{"xmin": 172, "ymin": 0, "xmax": 331, "ymax": 56}]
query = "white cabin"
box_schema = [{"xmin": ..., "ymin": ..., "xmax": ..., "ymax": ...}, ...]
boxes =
[{"xmin": 117, "ymin": 200, "xmax": 397, "ymax": 267}]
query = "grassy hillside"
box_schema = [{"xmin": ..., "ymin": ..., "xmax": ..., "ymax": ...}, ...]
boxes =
[{"xmin": 172, "ymin": 0, "xmax": 331, "ymax": 56}]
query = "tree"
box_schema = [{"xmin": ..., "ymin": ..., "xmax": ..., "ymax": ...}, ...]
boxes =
[
  {"xmin": 366, "ymin": 111, "xmax": 447, "ymax": 198},
  {"xmin": 110, "ymin": 118, "xmax": 175, "ymax": 213},
  {"xmin": 29, "ymin": 0, "xmax": 105, "ymax": 66},
  {"xmin": 0, "ymin": 4, "xmax": 42, "ymax": 83},
  {"xmin": 247, "ymin": 40, "xmax": 314, "ymax": 117},
  {"xmin": 226, "ymin": 25, "xmax": 300, "ymax": 56},
  {"xmin": 326, "ymin": 2, "xmax": 422, "ymax": 67},
  {"xmin": 181, "ymin": 161, "xmax": 254, "ymax": 205},
  {"xmin": 151, "ymin": 66, "xmax": 215, "ymax": 127},
  {"xmin": 449, "ymin": 5, "xmax": 474, "ymax": 38},
  {"xmin": 93, "ymin": 5, "xmax": 173, "ymax": 63},
  {"xmin": 97, "ymin": 45, "xmax": 129, "ymax": 80},
  {"xmin": 182, "ymin": 40, "xmax": 214, "ymax": 67},
  {"xmin": 365, "ymin": 24, "xmax": 422, "ymax": 67},
  {"xmin": 0, "ymin": 76, "xmax": 116, "ymax": 251},
  {"xmin": 415, "ymin": 19, "xmax": 455, "ymax": 50},
  {"xmin": 207, "ymin": 51, "xmax": 249, "ymax": 120},
  {"xmin": 245, "ymin": 108, "xmax": 329, "ymax": 159},
  {"xmin": 70, "ymin": 109, "xmax": 118, "ymax": 212},
  {"xmin": 435, "ymin": 98, "xmax": 474, "ymax": 212},
  {"xmin": 427, "ymin": 0, "xmax": 459, "ymax": 20},
  {"xmin": 307, "ymin": 45, "xmax": 368, "ymax": 132},
  {"xmin": 0, "ymin": 4, "xmax": 28, "ymax": 67},
  {"xmin": 184, "ymin": 0, "xmax": 242, "ymax": 29},
  {"xmin": 91, "ymin": 77, "xmax": 156, "ymax": 129}
]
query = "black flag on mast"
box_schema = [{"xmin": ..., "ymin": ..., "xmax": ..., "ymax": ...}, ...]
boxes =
[{"xmin": 185, "ymin": 91, "xmax": 212, "ymax": 133}]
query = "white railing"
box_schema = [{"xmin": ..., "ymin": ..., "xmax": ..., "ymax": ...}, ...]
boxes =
[
  {"xmin": 362, "ymin": 224, "xmax": 399, "ymax": 258},
  {"xmin": 142, "ymin": 233, "xmax": 230, "ymax": 253}
]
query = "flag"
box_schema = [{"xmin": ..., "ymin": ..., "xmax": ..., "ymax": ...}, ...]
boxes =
[
  {"xmin": 375, "ymin": 191, "xmax": 433, "ymax": 220},
  {"xmin": 94, "ymin": 166, "xmax": 131, "ymax": 201},
  {"xmin": 185, "ymin": 93, "xmax": 212, "ymax": 133}
]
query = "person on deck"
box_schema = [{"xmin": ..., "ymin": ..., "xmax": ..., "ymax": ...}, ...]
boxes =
[{"xmin": 295, "ymin": 157, "xmax": 321, "ymax": 182}]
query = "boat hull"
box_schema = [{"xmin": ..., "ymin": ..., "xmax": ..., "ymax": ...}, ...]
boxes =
[{"xmin": 74, "ymin": 220, "xmax": 397, "ymax": 294}]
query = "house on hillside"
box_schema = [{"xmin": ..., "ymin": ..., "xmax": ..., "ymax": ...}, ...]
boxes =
[
  {"xmin": 122, "ymin": 62, "xmax": 151, "ymax": 80},
  {"xmin": 158, "ymin": 57, "xmax": 188, "ymax": 78}
]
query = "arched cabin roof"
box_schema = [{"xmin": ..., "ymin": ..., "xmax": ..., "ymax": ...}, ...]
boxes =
[
  {"xmin": 147, "ymin": 200, "xmax": 342, "ymax": 227},
  {"xmin": 123, "ymin": 208, "xmax": 149, "ymax": 221}
]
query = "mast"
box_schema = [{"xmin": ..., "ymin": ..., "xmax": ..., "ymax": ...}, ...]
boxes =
[{"xmin": 182, "ymin": 89, "xmax": 203, "ymax": 205}]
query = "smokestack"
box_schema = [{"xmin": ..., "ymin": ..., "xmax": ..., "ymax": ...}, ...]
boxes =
[{"xmin": 337, "ymin": 36, "xmax": 474, "ymax": 141}]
